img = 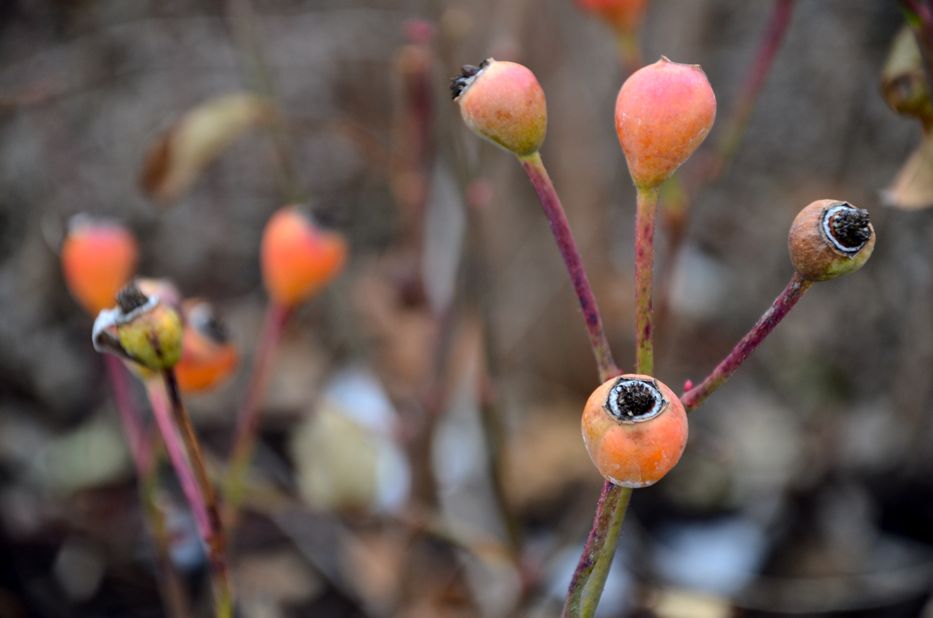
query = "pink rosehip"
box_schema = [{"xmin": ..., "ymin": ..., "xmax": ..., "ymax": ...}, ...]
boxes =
[
  {"xmin": 615, "ymin": 57, "xmax": 716, "ymax": 189},
  {"xmin": 451, "ymin": 58, "xmax": 547, "ymax": 157}
]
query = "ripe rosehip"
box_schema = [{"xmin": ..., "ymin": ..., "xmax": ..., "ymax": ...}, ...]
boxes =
[
  {"xmin": 615, "ymin": 57, "xmax": 716, "ymax": 189},
  {"xmin": 451, "ymin": 58, "xmax": 547, "ymax": 157},
  {"xmin": 581, "ymin": 374, "xmax": 687, "ymax": 488},
  {"xmin": 61, "ymin": 215, "xmax": 138, "ymax": 315},
  {"xmin": 261, "ymin": 206, "xmax": 348, "ymax": 308},
  {"xmin": 175, "ymin": 300, "xmax": 238, "ymax": 393},
  {"xmin": 788, "ymin": 200, "xmax": 875, "ymax": 281}
]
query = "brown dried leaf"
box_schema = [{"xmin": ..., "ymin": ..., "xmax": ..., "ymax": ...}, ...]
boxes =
[
  {"xmin": 140, "ymin": 93, "xmax": 274, "ymax": 203},
  {"xmin": 883, "ymin": 133, "xmax": 933, "ymax": 210}
]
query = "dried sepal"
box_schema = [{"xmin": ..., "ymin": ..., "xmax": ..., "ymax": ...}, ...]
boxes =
[{"xmin": 140, "ymin": 93, "xmax": 275, "ymax": 203}]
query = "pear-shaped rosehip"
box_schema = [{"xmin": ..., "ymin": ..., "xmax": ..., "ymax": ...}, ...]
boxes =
[
  {"xmin": 451, "ymin": 58, "xmax": 547, "ymax": 157},
  {"xmin": 582, "ymin": 374, "xmax": 687, "ymax": 488},
  {"xmin": 261, "ymin": 206, "xmax": 348, "ymax": 308},
  {"xmin": 788, "ymin": 200, "xmax": 875, "ymax": 282},
  {"xmin": 92, "ymin": 282, "xmax": 184, "ymax": 371},
  {"xmin": 61, "ymin": 215, "xmax": 138, "ymax": 315},
  {"xmin": 615, "ymin": 57, "xmax": 716, "ymax": 189},
  {"xmin": 175, "ymin": 300, "xmax": 238, "ymax": 393}
]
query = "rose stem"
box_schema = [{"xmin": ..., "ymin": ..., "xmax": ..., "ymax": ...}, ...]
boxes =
[
  {"xmin": 159, "ymin": 370, "xmax": 234, "ymax": 618},
  {"xmin": 225, "ymin": 301, "xmax": 291, "ymax": 515},
  {"xmin": 681, "ymin": 271, "xmax": 812, "ymax": 412},
  {"xmin": 518, "ymin": 151, "xmax": 619, "ymax": 382},
  {"xmin": 656, "ymin": 0, "xmax": 794, "ymax": 320},
  {"xmin": 563, "ymin": 186, "xmax": 659, "ymax": 617},
  {"xmin": 105, "ymin": 357, "xmax": 188, "ymax": 616}
]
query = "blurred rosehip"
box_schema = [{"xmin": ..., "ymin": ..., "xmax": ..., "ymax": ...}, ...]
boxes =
[
  {"xmin": 261, "ymin": 206, "xmax": 347, "ymax": 307},
  {"xmin": 576, "ymin": 0, "xmax": 648, "ymax": 33},
  {"xmin": 175, "ymin": 300, "xmax": 238, "ymax": 393},
  {"xmin": 451, "ymin": 58, "xmax": 547, "ymax": 157},
  {"xmin": 61, "ymin": 215, "xmax": 138, "ymax": 315},
  {"xmin": 615, "ymin": 57, "xmax": 716, "ymax": 189},
  {"xmin": 582, "ymin": 374, "xmax": 687, "ymax": 488},
  {"xmin": 137, "ymin": 277, "xmax": 183, "ymax": 312},
  {"xmin": 93, "ymin": 282, "xmax": 184, "ymax": 372},
  {"xmin": 788, "ymin": 199, "xmax": 875, "ymax": 281}
]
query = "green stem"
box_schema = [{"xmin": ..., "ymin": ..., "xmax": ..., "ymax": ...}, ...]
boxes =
[{"xmin": 634, "ymin": 187, "xmax": 659, "ymax": 374}]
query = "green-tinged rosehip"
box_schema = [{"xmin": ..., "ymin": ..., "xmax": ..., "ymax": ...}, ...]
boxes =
[
  {"xmin": 615, "ymin": 57, "xmax": 716, "ymax": 189},
  {"xmin": 788, "ymin": 200, "xmax": 875, "ymax": 281},
  {"xmin": 582, "ymin": 374, "xmax": 688, "ymax": 488},
  {"xmin": 451, "ymin": 58, "xmax": 547, "ymax": 157},
  {"xmin": 92, "ymin": 282, "xmax": 184, "ymax": 371}
]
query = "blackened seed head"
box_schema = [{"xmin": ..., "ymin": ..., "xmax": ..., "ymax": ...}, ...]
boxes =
[
  {"xmin": 117, "ymin": 282, "xmax": 149, "ymax": 314},
  {"xmin": 829, "ymin": 205, "xmax": 872, "ymax": 250},
  {"xmin": 618, "ymin": 382, "xmax": 656, "ymax": 417},
  {"xmin": 449, "ymin": 59, "xmax": 492, "ymax": 100},
  {"xmin": 200, "ymin": 312, "xmax": 229, "ymax": 343},
  {"xmin": 607, "ymin": 378, "xmax": 664, "ymax": 422}
]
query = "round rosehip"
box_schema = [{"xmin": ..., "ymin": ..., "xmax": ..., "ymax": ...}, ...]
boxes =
[
  {"xmin": 261, "ymin": 206, "xmax": 347, "ymax": 308},
  {"xmin": 615, "ymin": 57, "xmax": 716, "ymax": 189},
  {"xmin": 61, "ymin": 215, "xmax": 138, "ymax": 315},
  {"xmin": 451, "ymin": 58, "xmax": 547, "ymax": 157},
  {"xmin": 175, "ymin": 300, "xmax": 238, "ymax": 393},
  {"xmin": 788, "ymin": 200, "xmax": 875, "ymax": 282},
  {"xmin": 92, "ymin": 282, "xmax": 184, "ymax": 371},
  {"xmin": 581, "ymin": 374, "xmax": 687, "ymax": 488}
]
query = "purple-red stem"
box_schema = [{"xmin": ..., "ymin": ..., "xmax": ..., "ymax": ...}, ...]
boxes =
[
  {"xmin": 225, "ymin": 301, "xmax": 291, "ymax": 510},
  {"xmin": 105, "ymin": 356, "xmax": 150, "ymax": 472},
  {"xmin": 681, "ymin": 271, "xmax": 812, "ymax": 411},
  {"xmin": 711, "ymin": 0, "xmax": 795, "ymax": 173},
  {"xmin": 519, "ymin": 151, "xmax": 619, "ymax": 382}
]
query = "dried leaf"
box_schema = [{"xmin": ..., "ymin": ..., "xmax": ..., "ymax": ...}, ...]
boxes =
[
  {"xmin": 883, "ymin": 133, "xmax": 933, "ymax": 210},
  {"xmin": 140, "ymin": 93, "xmax": 274, "ymax": 203}
]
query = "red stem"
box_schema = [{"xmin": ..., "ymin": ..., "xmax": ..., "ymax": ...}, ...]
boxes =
[
  {"xmin": 225, "ymin": 301, "xmax": 291, "ymax": 508},
  {"xmin": 681, "ymin": 271, "xmax": 812, "ymax": 411},
  {"xmin": 519, "ymin": 152, "xmax": 619, "ymax": 381},
  {"xmin": 104, "ymin": 355, "xmax": 151, "ymax": 472}
]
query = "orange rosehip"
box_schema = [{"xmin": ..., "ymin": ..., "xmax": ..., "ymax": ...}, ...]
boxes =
[
  {"xmin": 451, "ymin": 58, "xmax": 547, "ymax": 157},
  {"xmin": 61, "ymin": 215, "xmax": 138, "ymax": 315},
  {"xmin": 175, "ymin": 299, "xmax": 238, "ymax": 393},
  {"xmin": 576, "ymin": 0, "xmax": 648, "ymax": 32},
  {"xmin": 615, "ymin": 57, "xmax": 716, "ymax": 189},
  {"xmin": 788, "ymin": 200, "xmax": 875, "ymax": 282},
  {"xmin": 581, "ymin": 374, "xmax": 687, "ymax": 488},
  {"xmin": 261, "ymin": 206, "xmax": 347, "ymax": 307}
]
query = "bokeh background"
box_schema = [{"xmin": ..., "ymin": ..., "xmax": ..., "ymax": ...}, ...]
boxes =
[{"xmin": 1, "ymin": 0, "xmax": 932, "ymax": 616}]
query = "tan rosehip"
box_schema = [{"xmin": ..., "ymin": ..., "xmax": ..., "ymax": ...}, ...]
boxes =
[
  {"xmin": 581, "ymin": 374, "xmax": 688, "ymax": 488},
  {"xmin": 615, "ymin": 57, "xmax": 716, "ymax": 189},
  {"xmin": 451, "ymin": 58, "xmax": 547, "ymax": 157},
  {"xmin": 788, "ymin": 200, "xmax": 875, "ymax": 281}
]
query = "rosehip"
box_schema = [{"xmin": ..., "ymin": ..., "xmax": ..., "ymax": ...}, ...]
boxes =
[
  {"xmin": 61, "ymin": 215, "xmax": 138, "ymax": 315},
  {"xmin": 451, "ymin": 58, "xmax": 547, "ymax": 157},
  {"xmin": 261, "ymin": 206, "xmax": 348, "ymax": 308},
  {"xmin": 615, "ymin": 57, "xmax": 716, "ymax": 189},
  {"xmin": 581, "ymin": 374, "xmax": 687, "ymax": 488},
  {"xmin": 576, "ymin": 0, "xmax": 648, "ymax": 33},
  {"xmin": 175, "ymin": 300, "xmax": 238, "ymax": 393},
  {"xmin": 788, "ymin": 200, "xmax": 875, "ymax": 281},
  {"xmin": 92, "ymin": 282, "xmax": 184, "ymax": 371}
]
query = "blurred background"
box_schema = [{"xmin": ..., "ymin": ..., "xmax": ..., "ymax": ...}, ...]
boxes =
[{"xmin": 1, "ymin": 0, "xmax": 932, "ymax": 616}]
